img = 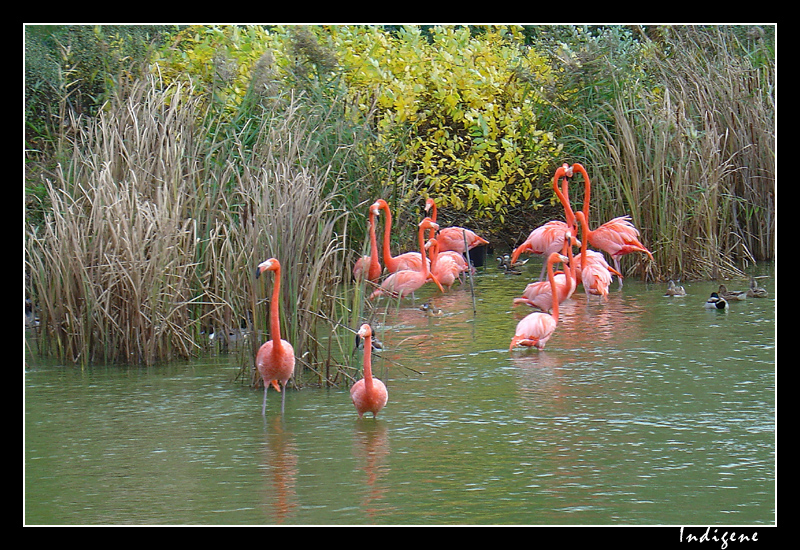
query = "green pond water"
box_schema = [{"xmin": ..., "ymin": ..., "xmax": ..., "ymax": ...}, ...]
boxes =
[{"xmin": 24, "ymin": 261, "xmax": 776, "ymax": 525}]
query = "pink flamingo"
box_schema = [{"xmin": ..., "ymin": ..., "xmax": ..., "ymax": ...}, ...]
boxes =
[
  {"xmin": 510, "ymin": 164, "xmax": 580, "ymax": 280},
  {"xmin": 424, "ymin": 198, "xmax": 489, "ymax": 254},
  {"xmin": 255, "ymin": 258, "xmax": 295, "ymax": 415},
  {"xmin": 512, "ymin": 231, "xmax": 577, "ymax": 312},
  {"xmin": 427, "ymin": 238, "xmax": 462, "ymax": 290},
  {"xmin": 574, "ymin": 211, "xmax": 618, "ymax": 299},
  {"xmin": 353, "ymin": 201, "xmax": 382, "ymax": 282},
  {"xmin": 350, "ymin": 323, "xmax": 388, "ymax": 419},
  {"xmin": 369, "ymin": 217, "xmax": 445, "ymax": 300},
  {"xmin": 509, "ymin": 252, "xmax": 569, "ymax": 351},
  {"xmin": 571, "ymin": 163, "xmax": 653, "ymax": 287},
  {"xmin": 372, "ymin": 199, "xmax": 427, "ymax": 273}
]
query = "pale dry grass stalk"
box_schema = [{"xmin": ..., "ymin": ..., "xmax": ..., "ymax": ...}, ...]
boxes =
[
  {"xmin": 581, "ymin": 27, "xmax": 774, "ymax": 281},
  {"xmin": 26, "ymin": 80, "xmax": 202, "ymax": 364},
  {"xmin": 215, "ymin": 99, "xmax": 356, "ymax": 386},
  {"xmin": 26, "ymin": 80, "xmax": 366, "ymax": 382}
]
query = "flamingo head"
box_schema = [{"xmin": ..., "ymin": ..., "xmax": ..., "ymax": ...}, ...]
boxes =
[
  {"xmin": 553, "ymin": 162, "xmax": 574, "ymax": 180},
  {"xmin": 424, "ymin": 197, "xmax": 436, "ymax": 212},
  {"xmin": 546, "ymin": 252, "xmax": 569, "ymax": 266},
  {"xmin": 255, "ymin": 258, "xmax": 280, "ymax": 278},
  {"xmin": 357, "ymin": 323, "xmax": 372, "ymax": 340},
  {"xmin": 419, "ymin": 217, "xmax": 439, "ymax": 232},
  {"xmin": 570, "ymin": 163, "xmax": 588, "ymax": 181},
  {"xmin": 372, "ymin": 199, "xmax": 389, "ymax": 212}
]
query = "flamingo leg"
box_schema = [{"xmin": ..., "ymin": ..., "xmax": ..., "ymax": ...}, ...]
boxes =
[
  {"xmin": 614, "ymin": 257, "xmax": 623, "ymax": 289},
  {"xmin": 262, "ymin": 385, "xmax": 268, "ymax": 416}
]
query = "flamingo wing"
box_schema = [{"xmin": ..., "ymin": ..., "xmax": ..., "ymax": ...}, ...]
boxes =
[
  {"xmin": 436, "ymin": 227, "xmax": 489, "ymax": 254},
  {"xmin": 510, "ymin": 221, "xmax": 579, "ymax": 264},
  {"xmin": 590, "ymin": 217, "xmax": 653, "ymax": 259}
]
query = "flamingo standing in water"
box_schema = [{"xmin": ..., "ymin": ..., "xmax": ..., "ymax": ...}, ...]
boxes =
[
  {"xmin": 574, "ymin": 211, "xmax": 618, "ymax": 299},
  {"xmin": 570, "ymin": 163, "xmax": 653, "ymax": 287},
  {"xmin": 510, "ymin": 164, "xmax": 580, "ymax": 280},
  {"xmin": 372, "ymin": 199, "xmax": 427, "ymax": 273},
  {"xmin": 369, "ymin": 217, "xmax": 445, "ymax": 299},
  {"xmin": 255, "ymin": 258, "xmax": 295, "ymax": 415},
  {"xmin": 353, "ymin": 201, "xmax": 382, "ymax": 282},
  {"xmin": 350, "ymin": 323, "xmax": 388, "ymax": 419},
  {"xmin": 509, "ymin": 252, "xmax": 569, "ymax": 351},
  {"xmin": 512, "ymin": 231, "xmax": 577, "ymax": 312},
  {"xmin": 427, "ymin": 238, "xmax": 462, "ymax": 290},
  {"xmin": 424, "ymin": 198, "xmax": 489, "ymax": 254}
]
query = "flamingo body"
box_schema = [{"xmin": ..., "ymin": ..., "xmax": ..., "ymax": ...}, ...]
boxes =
[
  {"xmin": 435, "ymin": 227, "xmax": 489, "ymax": 254},
  {"xmin": 587, "ymin": 216, "xmax": 654, "ymax": 265},
  {"xmin": 428, "ymin": 238, "xmax": 462, "ymax": 290},
  {"xmin": 510, "ymin": 252, "xmax": 567, "ymax": 351},
  {"xmin": 255, "ymin": 259, "xmax": 295, "ymax": 415},
  {"xmin": 513, "ymin": 231, "xmax": 577, "ymax": 312},
  {"xmin": 510, "ymin": 221, "xmax": 573, "ymax": 264},
  {"xmin": 351, "ymin": 324, "xmax": 388, "ymax": 419},
  {"xmin": 424, "ymin": 198, "xmax": 489, "ymax": 254},
  {"xmin": 510, "ymin": 312, "xmax": 558, "ymax": 350},
  {"xmin": 370, "ymin": 218, "xmax": 444, "ymax": 299}
]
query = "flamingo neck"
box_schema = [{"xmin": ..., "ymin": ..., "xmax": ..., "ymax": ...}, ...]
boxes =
[
  {"xmin": 418, "ymin": 223, "xmax": 429, "ymax": 277},
  {"xmin": 380, "ymin": 204, "xmax": 397, "ymax": 270},
  {"xmin": 574, "ymin": 163, "xmax": 592, "ymax": 221},
  {"xmin": 363, "ymin": 333, "xmax": 374, "ymax": 393},
  {"xmin": 547, "ymin": 256, "xmax": 560, "ymax": 324},
  {"xmin": 270, "ymin": 266, "xmax": 282, "ymax": 344},
  {"xmin": 554, "ymin": 172, "xmax": 576, "ymax": 230},
  {"xmin": 565, "ymin": 236, "xmax": 576, "ymax": 283},
  {"xmin": 429, "ymin": 240, "xmax": 439, "ymax": 269},
  {"xmin": 368, "ymin": 210, "xmax": 380, "ymax": 274},
  {"xmin": 578, "ymin": 213, "xmax": 589, "ymax": 271}
]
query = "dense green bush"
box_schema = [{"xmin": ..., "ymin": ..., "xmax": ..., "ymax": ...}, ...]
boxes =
[
  {"xmin": 148, "ymin": 25, "xmax": 565, "ymax": 223},
  {"xmin": 332, "ymin": 25, "xmax": 562, "ymax": 222}
]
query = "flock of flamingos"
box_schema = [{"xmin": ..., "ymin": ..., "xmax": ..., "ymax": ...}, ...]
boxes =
[{"xmin": 252, "ymin": 162, "xmax": 766, "ymax": 419}]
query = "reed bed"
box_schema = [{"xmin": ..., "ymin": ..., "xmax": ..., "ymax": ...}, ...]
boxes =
[
  {"xmin": 570, "ymin": 26, "xmax": 775, "ymax": 281},
  {"xmin": 26, "ymin": 82, "xmax": 203, "ymax": 365},
  {"xmin": 26, "ymin": 78, "xmax": 371, "ymax": 383}
]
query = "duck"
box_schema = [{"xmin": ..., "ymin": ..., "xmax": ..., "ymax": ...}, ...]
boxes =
[
  {"xmin": 746, "ymin": 276, "xmax": 768, "ymax": 298},
  {"xmin": 420, "ymin": 301, "xmax": 444, "ymax": 317},
  {"xmin": 664, "ymin": 280, "xmax": 686, "ymax": 296},
  {"xmin": 704, "ymin": 292, "xmax": 729, "ymax": 310},
  {"xmin": 718, "ymin": 284, "xmax": 747, "ymax": 301},
  {"xmin": 497, "ymin": 254, "xmax": 522, "ymax": 275}
]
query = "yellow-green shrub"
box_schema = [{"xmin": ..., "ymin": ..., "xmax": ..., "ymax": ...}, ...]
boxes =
[
  {"xmin": 332, "ymin": 25, "xmax": 562, "ymax": 222},
  {"xmin": 151, "ymin": 25, "xmax": 563, "ymax": 222},
  {"xmin": 150, "ymin": 25, "xmax": 280, "ymax": 117}
]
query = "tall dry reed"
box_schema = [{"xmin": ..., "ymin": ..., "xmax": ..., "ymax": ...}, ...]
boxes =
[
  {"xmin": 26, "ymin": 81, "xmax": 203, "ymax": 365},
  {"xmin": 26, "ymin": 78, "xmax": 370, "ymax": 384},
  {"xmin": 574, "ymin": 26, "xmax": 774, "ymax": 281}
]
